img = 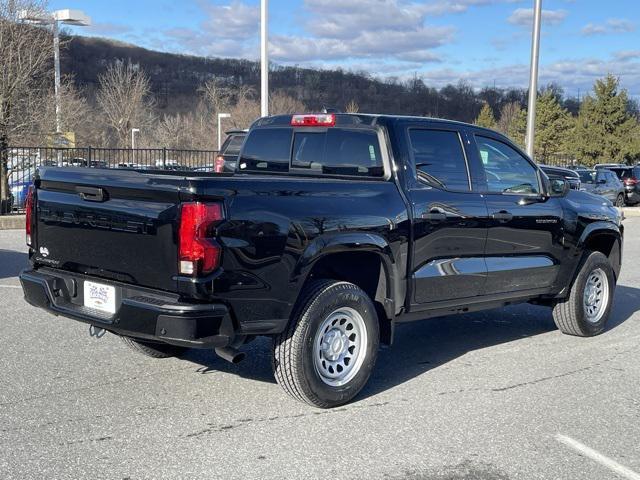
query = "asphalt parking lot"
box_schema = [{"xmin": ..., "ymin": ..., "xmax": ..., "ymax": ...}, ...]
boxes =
[{"xmin": 1, "ymin": 221, "xmax": 639, "ymax": 480}]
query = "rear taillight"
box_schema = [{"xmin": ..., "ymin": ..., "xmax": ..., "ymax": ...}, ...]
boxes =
[
  {"xmin": 178, "ymin": 202, "xmax": 224, "ymax": 276},
  {"xmin": 214, "ymin": 155, "xmax": 225, "ymax": 173},
  {"xmin": 624, "ymin": 177, "xmax": 638, "ymax": 186},
  {"xmin": 25, "ymin": 185, "xmax": 34, "ymax": 246}
]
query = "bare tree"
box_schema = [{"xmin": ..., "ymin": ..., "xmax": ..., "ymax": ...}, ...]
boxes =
[
  {"xmin": 269, "ymin": 91, "xmax": 305, "ymax": 115},
  {"xmin": 96, "ymin": 61, "xmax": 154, "ymax": 147},
  {"xmin": 345, "ymin": 100, "xmax": 360, "ymax": 113},
  {"xmin": 0, "ymin": 0, "xmax": 52, "ymax": 211}
]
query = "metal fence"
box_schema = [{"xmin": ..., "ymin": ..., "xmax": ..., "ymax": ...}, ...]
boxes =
[{"xmin": 2, "ymin": 146, "xmax": 220, "ymax": 214}]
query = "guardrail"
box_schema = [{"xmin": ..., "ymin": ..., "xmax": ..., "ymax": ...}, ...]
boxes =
[{"xmin": 1, "ymin": 146, "xmax": 220, "ymax": 214}]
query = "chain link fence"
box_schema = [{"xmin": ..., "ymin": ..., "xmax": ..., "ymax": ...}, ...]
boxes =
[{"xmin": 1, "ymin": 146, "xmax": 220, "ymax": 214}]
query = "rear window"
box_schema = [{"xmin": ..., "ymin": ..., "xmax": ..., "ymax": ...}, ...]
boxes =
[
  {"xmin": 292, "ymin": 129, "xmax": 383, "ymax": 177},
  {"xmin": 579, "ymin": 170, "xmax": 596, "ymax": 183},
  {"xmin": 611, "ymin": 167, "xmax": 638, "ymax": 180},
  {"xmin": 222, "ymin": 134, "xmax": 245, "ymax": 156},
  {"xmin": 239, "ymin": 127, "xmax": 384, "ymax": 177},
  {"xmin": 239, "ymin": 128, "xmax": 292, "ymax": 172}
]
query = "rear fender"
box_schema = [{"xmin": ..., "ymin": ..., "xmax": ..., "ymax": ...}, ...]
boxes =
[{"xmin": 293, "ymin": 232, "xmax": 400, "ymax": 319}]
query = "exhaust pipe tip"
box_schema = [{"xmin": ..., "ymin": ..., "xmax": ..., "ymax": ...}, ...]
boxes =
[{"xmin": 215, "ymin": 346, "xmax": 246, "ymax": 364}]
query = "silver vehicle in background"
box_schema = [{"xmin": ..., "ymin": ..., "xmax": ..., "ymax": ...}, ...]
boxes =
[{"xmin": 579, "ymin": 169, "xmax": 626, "ymax": 206}]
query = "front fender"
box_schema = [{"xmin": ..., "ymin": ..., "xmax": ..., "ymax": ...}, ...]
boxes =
[{"xmin": 577, "ymin": 221, "xmax": 623, "ymax": 279}]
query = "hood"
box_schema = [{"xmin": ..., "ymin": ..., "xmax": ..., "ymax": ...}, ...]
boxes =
[{"xmin": 564, "ymin": 190, "xmax": 622, "ymax": 224}]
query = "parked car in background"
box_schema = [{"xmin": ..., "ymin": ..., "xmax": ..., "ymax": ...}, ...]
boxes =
[
  {"xmin": 9, "ymin": 167, "xmax": 36, "ymax": 210},
  {"xmin": 579, "ymin": 169, "xmax": 626, "ymax": 206},
  {"xmin": 216, "ymin": 130, "xmax": 247, "ymax": 172},
  {"xmin": 595, "ymin": 163, "xmax": 626, "ymax": 170},
  {"xmin": 539, "ymin": 165, "xmax": 581, "ymax": 190},
  {"xmin": 608, "ymin": 166, "xmax": 640, "ymax": 205}
]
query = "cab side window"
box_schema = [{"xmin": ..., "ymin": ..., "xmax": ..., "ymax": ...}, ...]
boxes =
[
  {"xmin": 475, "ymin": 136, "xmax": 540, "ymax": 195},
  {"xmin": 409, "ymin": 129, "xmax": 470, "ymax": 191}
]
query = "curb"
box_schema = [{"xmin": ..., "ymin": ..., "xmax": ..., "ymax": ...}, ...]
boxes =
[
  {"xmin": 0, "ymin": 215, "xmax": 25, "ymax": 230},
  {"xmin": 622, "ymin": 207, "xmax": 640, "ymax": 218}
]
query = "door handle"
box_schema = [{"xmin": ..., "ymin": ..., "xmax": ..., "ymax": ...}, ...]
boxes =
[
  {"xmin": 422, "ymin": 208, "xmax": 447, "ymax": 222},
  {"xmin": 491, "ymin": 210, "xmax": 513, "ymax": 222}
]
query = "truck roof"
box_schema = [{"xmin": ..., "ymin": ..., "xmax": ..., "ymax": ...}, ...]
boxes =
[{"xmin": 252, "ymin": 113, "xmax": 510, "ymax": 144}]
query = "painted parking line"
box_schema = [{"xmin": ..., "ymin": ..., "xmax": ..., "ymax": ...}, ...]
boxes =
[
  {"xmin": 556, "ymin": 434, "xmax": 640, "ymax": 480},
  {"xmin": 0, "ymin": 284, "xmax": 21, "ymax": 289}
]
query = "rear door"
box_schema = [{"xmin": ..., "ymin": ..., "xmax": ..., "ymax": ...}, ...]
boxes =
[
  {"xmin": 34, "ymin": 168, "xmax": 185, "ymax": 292},
  {"xmin": 469, "ymin": 133, "xmax": 564, "ymax": 295},
  {"xmin": 405, "ymin": 125, "xmax": 489, "ymax": 306}
]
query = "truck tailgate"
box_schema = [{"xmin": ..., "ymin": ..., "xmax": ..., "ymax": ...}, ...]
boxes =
[{"xmin": 33, "ymin": 168, "xmax": 188, "ymax": 292}]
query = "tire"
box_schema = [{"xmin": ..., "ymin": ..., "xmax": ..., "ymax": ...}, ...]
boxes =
[
  {"xmin": 552, "ymin": 251, "xmax": 615, "ymax": 337},
  {"xmin": 120, "ymin": 336, "xmax": 188, "ymax": 358},
  {"xmin": 272, "ymin": 280, "xmax": 380, "ymax": 408},
  {"xmin": 615, "ymin": 194, "xmax": 625, "ymax": 207}
]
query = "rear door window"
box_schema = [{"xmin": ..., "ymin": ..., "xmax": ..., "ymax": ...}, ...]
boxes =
[{"xmin": 408, "ymin": 129, "xmax": 470, "ymax": 191}]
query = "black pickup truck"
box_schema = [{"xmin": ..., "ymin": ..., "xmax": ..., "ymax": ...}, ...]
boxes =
[{"xmin": 20, "ymin": 113, "xmax": 623, "ymax": 408}]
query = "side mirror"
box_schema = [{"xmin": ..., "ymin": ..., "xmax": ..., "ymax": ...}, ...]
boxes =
[
  {"xmin": 550, "ymin": 178, "xmax": 570, "ymax": 197},
  {"xmin": 598, "ymin": 178, "xmax": 607, "ymax": 184}
]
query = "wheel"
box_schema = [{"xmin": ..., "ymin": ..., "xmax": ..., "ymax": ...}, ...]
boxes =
[
  {"xmin": 552, "ymin": 251, "xmax": 615, "ymax": 337},
  {"xmin": 272, "ymin": 280, "xmax": 380, "ymax": 408},
  {"xmin": 120, "ymin": 336, "xmax": 188, "ymax": 358},
  {"xmin": 615, "ymin": 194, "xmax": 625, "ymax": 207}
]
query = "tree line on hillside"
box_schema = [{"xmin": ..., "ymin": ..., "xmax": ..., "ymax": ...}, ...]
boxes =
[
  {"xmin": 474, "ymin": 75, "xmax": 640, "ymax": 166},
  {"xmin": 2, "ymin": 1, "xmax": 640, "ymax": 160}
]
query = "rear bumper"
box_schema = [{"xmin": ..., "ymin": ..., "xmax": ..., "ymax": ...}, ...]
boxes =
[
  {"xmin": 624, "ymin": 189, "xmax": 640, "ymax": 204},
  {"xmin": 19, "ymin": 268, "xmax": 236, "ymax": 348}
]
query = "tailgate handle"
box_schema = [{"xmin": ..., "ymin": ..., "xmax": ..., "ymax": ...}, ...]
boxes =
[{"xmin": 76, "ymin": 186, "xmax": 106, "ymax": 202}]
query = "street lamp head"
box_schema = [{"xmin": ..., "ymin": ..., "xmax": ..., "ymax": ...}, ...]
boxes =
[
  {"xmin": 18, "ymin": 8, "xmax": 91, "ymax": 26},
  {"xmin": 131, "ymin": 128, "xmax": 140, "ymax": 133},
  {"xmin": 218, "ymin": 113, "xmax": 231, "ymax": 119},
  {"xmin": 53, "ymin": 9, "xmax": 92, "ymax": 26}
]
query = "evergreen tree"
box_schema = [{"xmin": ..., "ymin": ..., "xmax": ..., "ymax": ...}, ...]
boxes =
[
  {"xmin": 571, "ymin": 74, "xmax": 640, "ymax": 166},
  {"xmin": 475, "ymin": 103, "xmax": 497, "ymax": 129},
  {"xmin": 498, "ymin": 102, "xmax": 527, "ymax": 148},
  {"xmin": 534, "ymin": 90, "xmax": 572, "ymax": 163}
]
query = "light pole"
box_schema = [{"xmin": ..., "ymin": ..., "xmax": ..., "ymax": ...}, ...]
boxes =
[
  {"xmin": 260, "ymin": 0, "xmax": 269, "ymax": 117},
  {"xmin": 131, "ymin": 128, "xmax": 140, "ymax": 165},
  {"xmin": 525, "ymin": 0, "xmax": 542, "ymax": 158},
  {"xmin": 131, "ymin": 128, "xmax": 140, "ymax": 149},
  {"xmin": 19, "ymin": 9, "xmax": 91, "ymax": 135},
  {"xmin": 217, "ymin": 113, "xmax": 231, "ymax": 150}
]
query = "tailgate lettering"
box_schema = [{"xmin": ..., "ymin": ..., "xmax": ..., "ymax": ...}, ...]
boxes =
[{"xmin": 40, "ymin": 208, "xmax": 155, "ymax": 234}]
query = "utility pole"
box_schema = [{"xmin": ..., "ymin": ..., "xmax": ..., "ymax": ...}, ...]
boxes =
[
  {"xmin": 260, "ymin": 0, "xmax": 269, "ymax": 117},
  {"xmin": 525, "ymin": 0, "xmax": 542, "ymax": 158}
]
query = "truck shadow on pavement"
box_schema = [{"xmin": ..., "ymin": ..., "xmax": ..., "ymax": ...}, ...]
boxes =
[
  {"xmin": 0, "ymin": 249, "xmax": 28, "ymax": 280},
  {"xmin": 180, "ymin": 285, "xmax": 640, "ymax": 396}
]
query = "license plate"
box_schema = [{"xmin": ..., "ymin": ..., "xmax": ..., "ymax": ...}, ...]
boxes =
[{"xmin": 83, "ymin": 281, "xmax": 116, "ymax": 314}]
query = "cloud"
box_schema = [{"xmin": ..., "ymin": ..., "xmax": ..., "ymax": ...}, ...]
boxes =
[
  {"xmin": 614, "ymin": 50, "xmax": 640, "ymax": 61},
  {"xmin": 419, "ymin": 55, "xmax": 640, "ymax": 97},
  {"xmin": 582, "ymin": 18, "xmax": 636, "ymax": 36},
  {"xmin": 508, "ymin": 8, "xmax": 568, "ymax": 27},
  {"xmin": 199, "ymin": 0, "xmax": 259, "ymax": 39}
]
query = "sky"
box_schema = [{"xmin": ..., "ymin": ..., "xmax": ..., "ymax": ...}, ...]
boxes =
[{"xmin": 50, "ymin": 0, "xmax": 640, "ymax": 98}]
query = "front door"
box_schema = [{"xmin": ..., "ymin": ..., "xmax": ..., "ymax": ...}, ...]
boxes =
[
  {"xmin": 405, "ymin": 127, "xmax": 489, "ymax": 307},
  {"xmin": 470, "ymin": 133, "xmax": 565, "ymax": 296}
]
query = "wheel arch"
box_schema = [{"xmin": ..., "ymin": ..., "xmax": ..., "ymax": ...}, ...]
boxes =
[
  {"xmin": 292, "ymin": 233, "xmax": 401, "ymax": 344},
  {"xmin": 578, "ymin": 222, "xmax": 623, "ymax": 280}
]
